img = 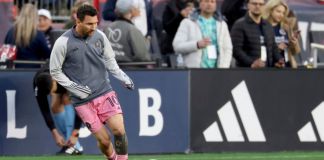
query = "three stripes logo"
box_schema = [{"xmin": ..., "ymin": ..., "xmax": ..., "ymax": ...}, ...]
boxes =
[
  {"xmin": 298, "ymin": 102, "xmax": 324, "ymax": 142},
  {"xmin": 203, "ymin": 81, "xmax": 266, "ymax": 142}
]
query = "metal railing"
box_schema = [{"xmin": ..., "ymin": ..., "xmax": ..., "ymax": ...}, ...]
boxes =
[
  {"xmin": 14, "ymin": 0, "xmax": 78, "ymax": 21},
  {"xmin": 0, "ymin": 59, "xmax": 167, "ymax": 69},
  {"xmin": 311, "ymin": 43, "xmax": 324, "ymax": 68}
]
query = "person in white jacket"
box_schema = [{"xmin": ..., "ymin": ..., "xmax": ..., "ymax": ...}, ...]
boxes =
[{"xmin": 173, "ymin": 0, "xmax": 233, "ymax": 68}]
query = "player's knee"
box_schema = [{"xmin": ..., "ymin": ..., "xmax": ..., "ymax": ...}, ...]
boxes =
[
  {"xmin": 111, "ymin": 127, "xmax": 125, "ymax": 136},
  {"xmin": 114, "ymin": 134, "xmax": 128, "ymax": 155}
]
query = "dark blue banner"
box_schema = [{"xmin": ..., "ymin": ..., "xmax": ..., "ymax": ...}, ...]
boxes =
[{"xmin": 0, "ymin": 70, "xmax": 190, "ymax": 155}]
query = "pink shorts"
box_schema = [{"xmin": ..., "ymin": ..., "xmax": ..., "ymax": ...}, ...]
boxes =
[{"xmin": 75, "ymin": 91, "xmax": 122, "ymax": 133}]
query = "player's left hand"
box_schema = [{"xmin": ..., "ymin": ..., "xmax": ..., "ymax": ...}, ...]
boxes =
[
  {"xmin": 125, "ymin": 83, "xmax": 134, "ymax": 90},
  {"xmin": 124, "ymin": 79, "xmax": 134, "ymax": 90}
]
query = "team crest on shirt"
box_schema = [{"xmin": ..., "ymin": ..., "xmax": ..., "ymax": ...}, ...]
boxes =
[
  {"xmin": 95, "ymin": 40, "xmax": 101, "ymax": 48},
  {"xmin": 279, "ymin": 29, "xmax": 286, "ymax": 35}
]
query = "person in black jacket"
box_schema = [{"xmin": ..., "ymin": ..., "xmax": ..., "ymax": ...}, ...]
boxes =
[
  {"xmin": 162, "ymin": 0, "xmax": 196, "ymax": 54},
  {"xmin": 38, "ymin": 9, "xmax": 53, "ymax": 49},
  {"xmin": 231, "ymin": 0, "xmax": 284, "ymax": 68},
  {"xmin": 33, "ymin": 67, "xmax": 84, "ymax": 155},
  {"xmin": 221, "ymin": 0, "xmax": 247, "ymax": 30}
]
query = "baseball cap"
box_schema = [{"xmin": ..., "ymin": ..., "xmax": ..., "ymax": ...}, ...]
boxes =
[
  {"xmin": 115, "ymin": 0, "xmax": 135, "ymax": 14},
  {"xmin": 38, "ymin": 9, "xmax": 52, "ymax": 20}
]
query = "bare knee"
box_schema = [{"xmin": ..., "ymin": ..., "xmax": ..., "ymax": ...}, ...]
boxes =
[{"xmin": 111, "ymin": 127, "xmax": 125, "ymax": 136}]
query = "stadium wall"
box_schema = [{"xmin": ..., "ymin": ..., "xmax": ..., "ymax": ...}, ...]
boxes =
[
  {"xmin": 0, "ymin": 70, "xmax": 190, "ymax": 155},
  {"xmin": 1, "ymin": 69, "xmax": 324, "ymax": 155}
]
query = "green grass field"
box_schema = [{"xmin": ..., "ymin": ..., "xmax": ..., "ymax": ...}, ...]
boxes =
[{"xmin": 1, "ymin": 152, "xmax": 324, "ymax": 160}]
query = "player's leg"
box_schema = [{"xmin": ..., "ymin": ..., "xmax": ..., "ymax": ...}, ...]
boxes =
[
  {"xmin": 62, "ymin": 93, "xmax": 83, "ymax": 153},
  {"xmin": 63, "ymin": 104, "xmax": 74, "ymax": 139},
  {"xmin": 106, "ymin": 114, "xmax": 128, "ymax": 160},
  {"xmin": 93, "ymin": 126, "xmax": 116, "ymax": 160},
  {"xmin": 51, "ymin": 93, "xmax": 67, "ymax": 139},
  {"xmin": 63, "ymin": 93, "xmax": 73, "ymax": 140},
  {"xmin": 75, "ymin": 101, "xmax": 116, "ymax": 160},
  {"xmin": 99, "ymin": 91, "xmax": 128, "ymax": 160},
  {"xmin": 51, "ymin": 93, "xmax": 71, "ymax": 154}
]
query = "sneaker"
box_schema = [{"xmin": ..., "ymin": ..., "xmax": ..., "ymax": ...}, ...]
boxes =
[{"xmin": 65, "ymin": 146, "xmax": 83, "ymax": 155}]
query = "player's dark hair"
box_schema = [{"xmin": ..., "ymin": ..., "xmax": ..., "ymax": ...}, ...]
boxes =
[
  {"xmin": 76, "ymin": 4, "xmax": 98, "ymax": 22},
  {"xmin": 35, "ymin": 72, "xmax": 52, "ymax": 95}
]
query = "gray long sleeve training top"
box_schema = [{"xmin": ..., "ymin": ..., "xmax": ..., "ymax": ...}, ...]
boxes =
[{"xmin": 50, "ymin": 27, "xmax": 133, "ymax": 106}]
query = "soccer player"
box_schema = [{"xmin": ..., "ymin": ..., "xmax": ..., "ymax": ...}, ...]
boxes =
[
  {"xmin": 50, "ymin": 4, "xmax": 134, "ymax": 160},
  {"xmin": 33, "ymin": 66, "xmax": 84, "ymax": 155}
]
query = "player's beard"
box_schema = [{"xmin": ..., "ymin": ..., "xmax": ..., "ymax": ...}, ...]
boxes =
[
  {"xmin": 87, "ymin": 30, "xmax": 95, "ymax": 36},
  {"xmin": 82, "ymin": 28, "xmax": 94, "ymax": 37}
]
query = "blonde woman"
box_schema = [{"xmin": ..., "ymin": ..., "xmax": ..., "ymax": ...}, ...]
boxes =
[
  {"xmin": 263, "ymin": 0, "xmax": 300, "ymax": 68},
  {"xmin": 4, "ymin": 3, "xmax": 50, "ymax": 68}
]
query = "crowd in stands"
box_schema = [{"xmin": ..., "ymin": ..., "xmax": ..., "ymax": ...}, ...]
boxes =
[
  {"xmin": 4, "ymin": 3, "xmax": 50, "ymax": 68},
  {"xmin": 2, "ymin": 0, "xmax": 306, "ymax": 69}
]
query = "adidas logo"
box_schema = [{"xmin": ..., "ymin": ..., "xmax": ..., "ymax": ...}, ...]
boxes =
[
  {"xmin": 298, "ymin": 102, "xmax": 324, "ymax": 142},
  {"xmin": 203, "ymin": 81, "xmax": 266, "ymax": 142}
]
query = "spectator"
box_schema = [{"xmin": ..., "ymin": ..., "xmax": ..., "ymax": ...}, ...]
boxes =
[
  {"xmin": 102, "ymin": 0, "xmax": 118, "ymax": 21},
  {"xmin": 231, "ymin": 0, "xmax": 284, "ymax": 68},
  {"xmin": 263, "ymin": 0, "xmax": 301, "ymax": 68},
  {"xmin": 102, "ymin": 0, "xmax": 154, "ymax": 38},
  {"xmin": 172, "ymin": 0, "xmax": 232, "ymax": 68},
  {"xmin": 221, "ymin": 0, "xmax": 247, "ymax": 30},
  {"xmin": 133, "ymin": 0, "xmax": 154, "ymax": 38},
  {"xmin": 4, "ymin": 3, "xmax": 51, "ymax": 68},
  {"xmin": 64, "ymin": 0, "xmax": 90, "ymax": 29},
  {"xmin": 162, "ymin": 0, "xmax": 195, "ymax": 55},
  {"xmin": 103, "ymin": 0, "xmax": 151, "ymax": 65},
  {"xmin": 38, "ymin": 9, "xmax": 53, "ymax": 49}
]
